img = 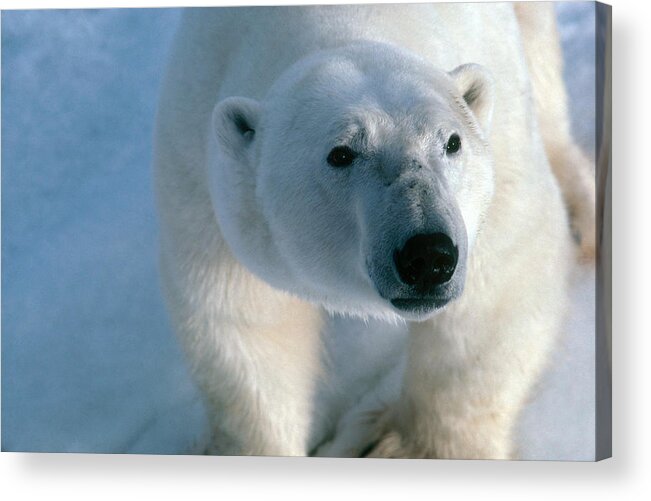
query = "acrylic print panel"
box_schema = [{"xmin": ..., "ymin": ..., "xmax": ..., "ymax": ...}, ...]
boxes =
[{"xmin": 1, "ymin": 2, "xmax": 611, "ymax": 460}]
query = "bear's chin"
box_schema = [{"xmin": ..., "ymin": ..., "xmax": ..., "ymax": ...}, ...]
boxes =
[
  {"xmin": 390, "ymin": 297, "xmax": 448, "ymax": 322},
  {"xmin": 317, "ymin": 286, "xmax": 459, "ymax": 323}
]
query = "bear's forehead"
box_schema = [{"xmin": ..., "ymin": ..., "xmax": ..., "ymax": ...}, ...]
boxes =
[
  {"xmin": 264, "ymin": 47, "xmax": 466, "ymax": 141},
  {"xmin": 267, "ymin": 44, "xmax": 454, "ymax": 106},
  {"xmin": 294, "ymin": 56, "xmax": 450, "ymax": 103},
  {"xmin": 273, "ymin": 83, "xmax": 459, "ymax": 139}
]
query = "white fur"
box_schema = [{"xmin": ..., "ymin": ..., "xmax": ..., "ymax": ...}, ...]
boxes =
[{"xmin": 154, "ymin": 4, "xmax": 588, "ymax": 458}]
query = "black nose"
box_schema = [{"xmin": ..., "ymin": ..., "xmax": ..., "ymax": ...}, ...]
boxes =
[{"xmin": 393, "ymin": 233, "xmax": 458, "ymax": 291}]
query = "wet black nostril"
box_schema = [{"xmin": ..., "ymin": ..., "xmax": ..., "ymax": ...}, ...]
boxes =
[{"xmin": 393, "ymin": 233, "xmax": 458, "ymax": 289}]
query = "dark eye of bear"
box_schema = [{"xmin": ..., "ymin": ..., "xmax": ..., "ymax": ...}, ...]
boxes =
[
  {"xmin": 327, "ymin": 146, "xmax": 357, "ymax": 167},
  {"xmin": 446, "ymin": 133, "xmax": 461, "ymax": 155}
]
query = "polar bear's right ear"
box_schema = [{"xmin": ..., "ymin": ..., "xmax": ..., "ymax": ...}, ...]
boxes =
[
  {"xmin": 448, "ymin": 64, "xmax": 494, "ymax": 133},
  {"xmin": 212, "ymin": 97, "xmax": 261, "ymax": 157}
]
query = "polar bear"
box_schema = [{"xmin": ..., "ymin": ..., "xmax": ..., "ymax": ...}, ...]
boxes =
[{"xmin": 154, "ymin": 3, "xmax": 595, "ymax": 459}]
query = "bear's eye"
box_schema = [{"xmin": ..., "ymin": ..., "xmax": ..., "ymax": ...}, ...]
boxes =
[
  {"xmin": 327, "ymin": 146, "xmax": 357, "ymax": 168},
  {"xmin": 445, "ymin": 133, "xmax": 462, "ymax": 155}
]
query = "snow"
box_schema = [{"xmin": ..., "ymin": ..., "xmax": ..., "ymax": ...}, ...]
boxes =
[{"xmin": 1, "ymin": 4, "xmax": 598, "ymax": 459}]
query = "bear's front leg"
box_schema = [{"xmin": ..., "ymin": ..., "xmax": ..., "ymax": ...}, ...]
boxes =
[
  {"xmin": 362, "ymin": 301, "xmax": 563, "ymax": 460},
  {"xmin": 362, "ymin": 378, "xmax": 515, "ymax": 460},
  {"xmin": 200, "ymin": 316, "xmax": 323, "ymax": 456},
  {"xmin": 160, "ymin": 245, "xmax": 324, "ymax": 457},
  {"xmin": 185, "ymin": 303, "xmax": 324, "ymax": 457}
]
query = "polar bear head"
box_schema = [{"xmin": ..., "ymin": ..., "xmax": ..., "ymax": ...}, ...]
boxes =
[{"xmin": 209, "ymin": 42, "xmax": 494, "ymax": 322}]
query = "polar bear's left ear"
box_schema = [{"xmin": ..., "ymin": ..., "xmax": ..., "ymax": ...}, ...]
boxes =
[
  {"xmin": 449, "ymin": 63, "xmax": 494, "ymax": 133},
  {"xmin": 212, "ymin": 97, "xmax": 261, "ymax": 158}
]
